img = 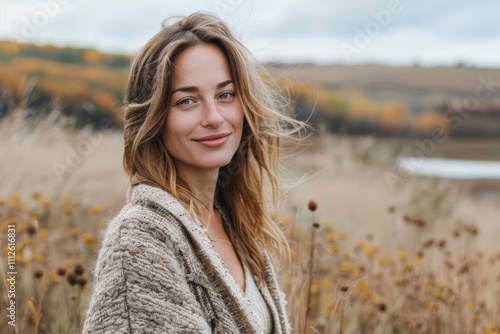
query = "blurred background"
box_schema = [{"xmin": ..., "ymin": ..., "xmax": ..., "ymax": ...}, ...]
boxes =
[{"xmin": 1, "ymin": 1, "xmax": 500, "ymax": 333}]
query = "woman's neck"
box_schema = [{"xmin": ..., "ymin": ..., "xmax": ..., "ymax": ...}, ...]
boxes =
[{"xmin": 177, "ymin": 166, "xmax": 219, "ymax": 219}]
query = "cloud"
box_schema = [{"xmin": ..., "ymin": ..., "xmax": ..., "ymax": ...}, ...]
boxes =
[
  {"xmin": 251, "ymin": 0, "xmax": 500, "ymax": 42},
  {"xmin": 0, "ymin": 0, "xmax": 499, "ymax": 67}
]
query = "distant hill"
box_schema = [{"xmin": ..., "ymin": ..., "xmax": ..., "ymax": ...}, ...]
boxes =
[
  {"xmin": 271, "ymin": 63, "xmax": 500, "ymax": 137},
  {"xmin": 278, "ymin": 63, "xmax": 500, "ymax": 111},
  {"xmin": 1, "ymin": 41, "xmax": 499, "ymax": 137},
  {"xmin": 0, "ymin": 41, "xmax": 129, "ymax": 128}
]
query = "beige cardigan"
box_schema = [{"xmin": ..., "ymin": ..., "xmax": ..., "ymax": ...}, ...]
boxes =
[{"xmin": 82, "ymin": 184, "xmax": 291, "ymax": 333}]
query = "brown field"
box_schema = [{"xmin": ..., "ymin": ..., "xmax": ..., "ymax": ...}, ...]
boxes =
[{"xmin": 1, "ymin": 112, "xmax": 500, "ymax": 333}]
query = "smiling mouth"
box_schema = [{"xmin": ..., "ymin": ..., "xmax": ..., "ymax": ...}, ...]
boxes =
[
  {"xmin": 193, "ymin": 133, "xmax": 231, "ymax": 147},
  {"xmin": 194, "ymin": 133, "xmax": 230, "ymax": 141}
]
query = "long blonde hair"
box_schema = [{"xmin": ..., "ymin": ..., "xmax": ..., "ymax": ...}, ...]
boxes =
[{"xmin": 123, "ymin": 12, "xmax": 303, "ymax": 285}]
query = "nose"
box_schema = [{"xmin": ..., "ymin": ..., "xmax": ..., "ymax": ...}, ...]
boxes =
[{"xmin": 201, "ymin": 101, "xmax": 224, "ymax": 128}]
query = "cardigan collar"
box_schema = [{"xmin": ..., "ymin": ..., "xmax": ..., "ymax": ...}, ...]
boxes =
[{"xmin": 130, "ymin": 183, "xmax": 268, "ymax": 333}]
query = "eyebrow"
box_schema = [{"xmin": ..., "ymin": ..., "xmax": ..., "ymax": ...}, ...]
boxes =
[{"xmin": 171, "ymin": 79, "xmax": 233, "ymax": 95}]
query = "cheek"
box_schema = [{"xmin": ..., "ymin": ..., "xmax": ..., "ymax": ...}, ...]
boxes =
[
  {"xmin": 163, "ymin": 116, "xmax": 182, "ymax": 148},
  {"xmin": 164, "ymin": 114, "xmax": 197, "ymax": 153},
  {"xmin": 230, "ymin": 105, "xmax": 244, "ymax": 130}
]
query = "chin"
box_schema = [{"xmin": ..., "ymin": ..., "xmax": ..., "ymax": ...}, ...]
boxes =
[
  {"xmin": 202, "ymin": 158, "xmax": 234, "ymax": 169},
  {"xmin": 197, "ymin": 151, "xmax": 236, "ymax": 168}
]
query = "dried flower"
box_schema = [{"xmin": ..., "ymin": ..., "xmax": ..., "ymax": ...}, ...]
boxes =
[
  {"xmin": 74, "ymin": 264, "xmax": 85, "ymax": 276},
  {"xmin": 33, "ymin": 268, "xmax": 44, "ymax": 279},
  {"xmin": 307, "ymin": 200, "xmax": 318, "ymax": 212},
  {"xmin": 412, "ymin": 216, "xmax": 426, "ymax": 228},
  {"xmin": 77, "ymin": 276, "xmax": 88, "ymax": 288},
  {"xmin": 458, "ymin": 264, "xmax": 469, "ymax": 275},
  {"xmin": 27, "ymin": 224, "xmax": 37, "ymax": 236},
  {"xmin": 423, "ymin": 239, "xmax": 434, "ymax": 248},
  {"xmin": 67, "ymin": 273, "xmax": 77, "ymax": 286},
  {"xmin": 57, "ymin": 267, "xmax": 66, "ymax": 276},
  {"xmin": 378, "ymin": 302, "xmax": 387, "ymax": 312},
  {"xmin": 463, "ymin": 224, "xmax": 479, "ymax": 236}
]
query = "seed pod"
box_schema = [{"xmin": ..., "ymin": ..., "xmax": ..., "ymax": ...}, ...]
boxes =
[
  {"xmin": 67, "ymin": 273, "xmax": 77, "ymax": 286},
  {"xmin": 74, "ymin": 264, "xmax": 85, "ymax": 276},
  {"xmin": 307, "ymin": 200, "xmax": 318, "ymax": 212}
]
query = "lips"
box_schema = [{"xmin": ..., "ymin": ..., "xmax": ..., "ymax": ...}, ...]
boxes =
[
  {"xmin": 193, "ymin": 133, "xmax": 230, "ymax": 148},
  {"xmin": 194, "ymin": 133, "xmax": 230, "ymax": 141}
]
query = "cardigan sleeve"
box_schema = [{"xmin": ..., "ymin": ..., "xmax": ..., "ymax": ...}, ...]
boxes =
[{"xmin": 82, "ymin": 217, "xmax": 212, "ymax": 333}]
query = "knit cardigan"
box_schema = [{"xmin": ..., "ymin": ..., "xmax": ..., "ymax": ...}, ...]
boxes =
[{"xmin": 82, "ymin": 184, "xmax": 291, "ymax": 333}]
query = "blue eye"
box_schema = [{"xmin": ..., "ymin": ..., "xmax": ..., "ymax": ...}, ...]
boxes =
[
  {"xmin": 219, "ymin": 92, "xmax": 234, "ymax": 100},
  {"xmin": 177, "ymin": 98, "xmax": 193, "ymax": 106}
]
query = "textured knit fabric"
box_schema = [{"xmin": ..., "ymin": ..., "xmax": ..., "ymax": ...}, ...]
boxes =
[
  {"xmin": 82, "ymin": 183, "xmax": 291, "ymax": 334},
  {"xmin": 244, "ymin": 266, "xmax": 273, "ymax": 334}
]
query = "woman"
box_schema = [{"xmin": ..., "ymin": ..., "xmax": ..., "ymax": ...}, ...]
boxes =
[{"xmin": 83, "ymin": 12, "xmax": 302, "ymax": 334}]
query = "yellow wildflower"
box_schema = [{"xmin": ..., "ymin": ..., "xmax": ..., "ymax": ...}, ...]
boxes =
[
  {"xmin": 482, "ymin": 324, "xmax": 500, "ymax": 334},
  {"xmin": 363, "ymin": 245, "xmax": 378, "ymax": 258},
  {"xmin": 10, "ymin": 193, "xmax": 21, "ymax": 206},
  {"xmin": 310, "ymin": 280, "xmax": 319, "ymax": 294},
  {"xmin": 329, "ymin": 245, "xmax": 339, "ymax": 254},
  {"xmin": 326, "ymin": 232, "xmax": 336, "ymax": 242},
  {"xmin": 62, "ymin": 194, "xmax": 73, "ymax": 204},
  {"xmin": 69, "ymin": 228, "xmax": 80, "ymax": 238},
  {"xmin": 340, "ymin": 260, "xmax": 352, "ymax": 272},
  {"xmin": 63, "ymin": 259, "xmax": 74, "ymax": 269},
  {"xmin": 81, "ymin": 233, "xmax": 96, "ymax": 246},
  {"xmin": 378, "ymin": 256, "xmax": 392, "ymax": 266},
  {"xmin": 426, "ymin": 302, "xmax": 438, "ymax": 312},
  {"xmin": 50, "ymin": 269, "xmax": 61, "ymax": 284},
  {"xmin": 320, "ymin": 280, "xmax": 333, "ymax": 290},
  {"xmin": 403, "ymin": 262, "xmax": 414, "ymax": 273},
  {"xmin": 394, "ymin": 276, "xmax": 406, "ymax": 287},
  {"xmin": 89, "ymin": 205, "xmax": 104, "ymax": 215},
  {"xmin": 397, "ymin": 251, "xmax": 408, "ymax": 262},
  {"xmin": 38, "ymin": 197, "xmax": 51, "ymax": 208},
  {"xmin": 64, "ymin": 205, "xmax": 74, "ymax": 214},
  {"xmin": 38, "ymin": 228, "xmax": 49, "ymax": 241},
  {"xmin": 34, "ymin": 253, "xmax": 47, "ymax": 265},
  {"xmin": 433, "ymin": 287, "xmax": 450, "ymax": 302}
]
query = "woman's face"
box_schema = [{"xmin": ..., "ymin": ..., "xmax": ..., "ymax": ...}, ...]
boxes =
[{"xmin": 163, "ymin": 43, "xmax": 244, "ymax": 177}]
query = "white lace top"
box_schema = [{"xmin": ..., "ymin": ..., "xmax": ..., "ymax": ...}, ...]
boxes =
[{"xmin": 244, "ymin": 266, "xmax": 273, "ymax": 334}]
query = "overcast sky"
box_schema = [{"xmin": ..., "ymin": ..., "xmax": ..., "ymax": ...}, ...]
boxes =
[{"xmin": 1, "ymin": 0, "xmax": 500, "ymax": 67}]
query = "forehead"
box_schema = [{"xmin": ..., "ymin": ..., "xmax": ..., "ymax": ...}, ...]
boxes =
[{"xmin": 171, "ymin": 44, "xmax": 232, "ymax": 86}]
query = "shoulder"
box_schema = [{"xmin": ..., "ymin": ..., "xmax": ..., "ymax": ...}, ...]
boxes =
[
  {"xmin": 91, "ymin": 191, "xmax": 196, "ymax": 286},
  {"xmin": 100, "ymin": 205, "xmax": 185, "ymax": 255},
  {"xmin": 104, "ymin": 184, "xmax": 189, "ymax": 239},
  {"xmin": 93, "ymin": 185, "xmax": 194, "ymax": 272}
]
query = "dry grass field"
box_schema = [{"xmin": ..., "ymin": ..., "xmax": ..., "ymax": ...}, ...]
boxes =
[
  {"xmin": 1, "ymin": 112, "xmax": 500, "ymax": 333},
  {"xmin": 282, "ymin": 64, "xmax": 500, "ymax": 106}
]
